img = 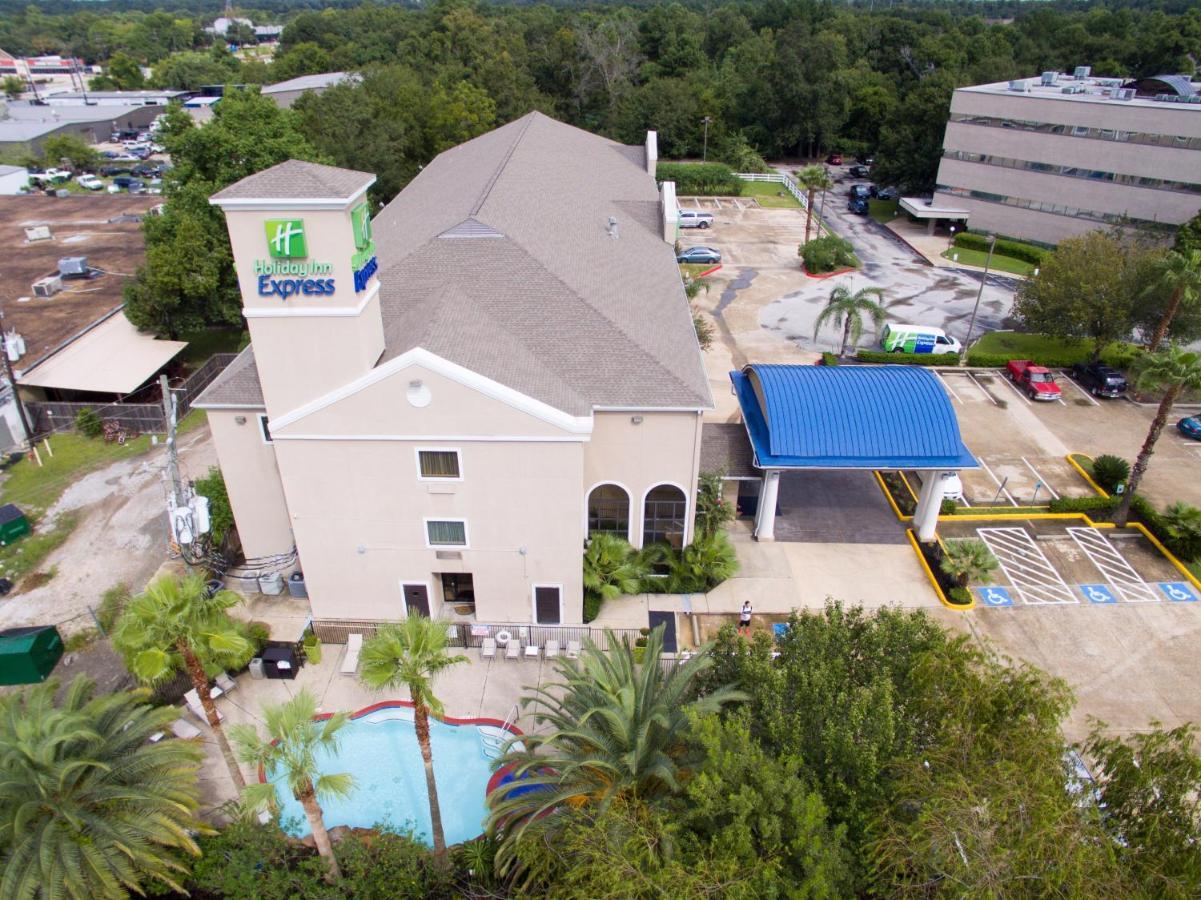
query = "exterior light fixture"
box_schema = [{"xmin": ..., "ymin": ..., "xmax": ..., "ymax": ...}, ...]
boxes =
[
  {"xmin": 631, "ymin": 415, "xmax": 644, "ymax": 425},
  {"xmin": 234, "ymin": 415, "xmax": 247, "ymax": 425}
]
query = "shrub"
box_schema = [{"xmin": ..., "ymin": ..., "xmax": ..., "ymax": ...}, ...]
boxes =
[
  {"xmin": 966, "ymin": 350, "xmax": 1087, "ymax": 368},
  {"xmin": 800, "ymin": 234, "xmax": 859, "ymax": 274},
  {"xmin": 75, "ymin": 407, "xmax": 103, "ymax": 438},
  {"xmin": 694, "ymin": 472, "xmax": 734, "ymax": 539},
  {"xmin": 1049, "ymin": 496, "xmax": 1118, "ymax": 515},
  {"xmin": 953, "ymin": 232, "xmax": 1049, "ymax": 266},
  {"xmin": 1160, "ymin": 502, "xmax": 1201, "ymax": 562},
  {"xmin": 193, "ymin": 467, "xmax": 233, "ymax": 546},
  {"xmin": 656, "ymin": 162, "xmax": 743, "ymax": 196},
  {"xmin": 948, "ymin": 586, "xmax": 973, "ymax": 606},
  {"xmin": 670, "ymin": 531, "xmax": 739, "ymax": 592},
  {"xmin": 939, "ymin": 539, "xmax": 999, "ymax": 587},
  {"xmin": 583, "ymin": 533, "xmax": 648, "ymax": 621},
  {"xmin": 692, "ymin": 307, "xmax": 714, "ymax": 351},
  {"xmin": 245, "ymin": 620, "xmax": 271, "ymax": 652},
  {"xmin": 940, "ymin": 498, "xmax": 958, "ymax": 515},
  {"xmin": 820, "ymin": 352, "xmax": 840, "ymax": 366},
  {"xmin": 96, "ymin": 582, "xmax": 130, "ymax": 632},
  {"xmin": 857, "ymin": 350, "xmax": 959, "ymax": 366},
  {"xmin": 1091, "ymin": 455, "xmax": 1130, "ymax": 494}
]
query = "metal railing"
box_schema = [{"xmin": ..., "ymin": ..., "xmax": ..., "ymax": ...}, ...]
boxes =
[
  {"xmin": 735, "ymin": 171, "xmax": 807, "ymax": 206},
  {"xmin": 311, "ymin": 617, "xmax": 646, "ymax": 651}
]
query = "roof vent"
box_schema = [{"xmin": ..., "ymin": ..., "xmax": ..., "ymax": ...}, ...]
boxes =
[
  {"xmin": 607, "ymin": 216, "xmax": 619, "ymax": 239},
  {"xmin": 1113, "ymin": 88, "xmax": 1135, "ymax": 101},
  {"xmin": 24, "ymin": 225, "xmax": 51, "ymax": 242},
  {"xmin": 1074, "ymin": 66, "xmax": 1091, "ymax": 79},
  {"xmin": 1040, "ymin": 71, "xmax": 1058, "ymax": 86},
  {"xmin": 1007, "ymin": 79, "xmax": 1030, "ymax": 92},
  {"xmin": 57, "ymin": 256, "xmax": 89, "ymax": 278}
]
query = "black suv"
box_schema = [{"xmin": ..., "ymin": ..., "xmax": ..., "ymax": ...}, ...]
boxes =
[
  {"xmin": 1071, "ymin": 363, "xmax": 1127, "ymax": 398},
  {"xmin": 849, "ymin": 184, "xmax": 871, "ymax": 200}
]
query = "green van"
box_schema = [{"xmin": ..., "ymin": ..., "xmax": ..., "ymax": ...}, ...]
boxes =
[{"xmin": 880, "ymin": 324, "xmax": 962, "ymax": 355}]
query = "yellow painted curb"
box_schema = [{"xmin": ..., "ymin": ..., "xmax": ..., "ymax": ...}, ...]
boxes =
[
  {"xmin": 874, "ymin": 470, "xmax": 910, "ymax": 521},
  {"xmin": 1130, "ymin": 522, "xmax": 1201, "ymax": 592},
  {"xmin": 906, "ymin": 528, "xmax": 974, "ymax": 610},
  {"xmin": 1066, "ymin": 453, "xmax": 1109, "ymax": 498}
]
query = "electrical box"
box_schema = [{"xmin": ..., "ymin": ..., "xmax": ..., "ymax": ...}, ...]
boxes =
[
  {"xmin": 57, "ymin": 257, "xmax": 89, "ymax": 278},
  {"xmin": 33, "ymin": 276, "xmax": 61, "ymax": 298}
]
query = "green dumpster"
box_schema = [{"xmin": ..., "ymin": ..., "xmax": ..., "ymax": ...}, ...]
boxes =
[
  {"xmin": 0, "ymin": 626, "xmax": 64, "ymax": 685},
  {"xmin": 0, "ymin": 504, "xmax": 30, "ymax": 545}
]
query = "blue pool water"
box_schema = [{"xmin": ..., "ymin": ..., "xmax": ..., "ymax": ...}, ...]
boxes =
[{"xmin": 271, "ymin": 705, "xmax": 511, "ymax": 846}]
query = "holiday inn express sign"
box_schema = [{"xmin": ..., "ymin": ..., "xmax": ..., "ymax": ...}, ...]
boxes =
[{"xmin": 253, "ymin": 208, "xmax": 377, "ymax": 298}]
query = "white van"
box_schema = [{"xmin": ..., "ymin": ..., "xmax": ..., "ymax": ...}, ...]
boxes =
[{"xmin": 880, "ymin": 323, "xmax": 961, "ymax": 354}]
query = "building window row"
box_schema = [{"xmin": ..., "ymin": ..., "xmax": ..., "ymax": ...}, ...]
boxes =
[
  {"xmin": 944, "ymin": 150, "xmax": 1201, "ymax": 195},
  {"xmin": 949, "ymin": 113, "xmax": 1201, "ymax": 151},
  {"xmin": 935, "ymin": 184, "xmax": 1177, "ymax": 232},
  {"xmin": 586, "ymin": 483, "xmax": 688, "ymax": 547}
]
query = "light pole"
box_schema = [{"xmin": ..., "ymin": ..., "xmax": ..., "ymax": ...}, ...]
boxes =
[
  {"xmin": 702, "ymin": 116, "xmax": 712, "ymax": 162},
  {"xmin": 961, "ymin": 233, "xmax": 997, "ymax": 364}
]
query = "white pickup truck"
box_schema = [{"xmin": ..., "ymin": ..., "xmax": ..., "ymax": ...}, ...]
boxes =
[
  {"xmin": 28, "ymin": 168, "xmax": 72, "ymax": 185},
  {"xmin": 77, "ymin": 174, "xmax": 104, "ymax": 191},
  {"xmin": 678, "ymin": 209, "xmax": 714, "ymax": 229}
]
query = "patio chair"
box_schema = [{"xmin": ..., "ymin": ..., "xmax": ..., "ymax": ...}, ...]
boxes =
[
  {"xmin": 183, "ymin": 691, "xmax": 224, "ymax": 724},
  {"xmin": 480, "ymin": 637, "xmax": 497, "ymax": 661},
  {"xmin": 170, "ymin": 718, "xmax": 203, "ymax": 740},
  {"xmin": 215, "ymin": 672, "xmax": 237, "ymax": 694},
  {"xmin": 565, "ymin": 640, "xmax": 581, "ymax": 659},
  {"xmin": 340, "ymin": 633, "xmax": 363, "ymax": 674},
  {"xmin": 544, "ymin": 639, "xmax": 560, "ymax": 659},
  {"xmin": 524, "ymin": 642, "xmax": 541, "ymax": 660},
  {"xmin": 505, "ymin": 640, "xmax": 521, "ymax": 662}
]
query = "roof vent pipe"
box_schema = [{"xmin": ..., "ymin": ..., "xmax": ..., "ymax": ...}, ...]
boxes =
[{"xmin": 645, "ymin": 130, "xmax": 658, "ymax": 177}]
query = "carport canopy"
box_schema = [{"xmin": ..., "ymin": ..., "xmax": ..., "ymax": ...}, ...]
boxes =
[{"xmin": 729, "ymin": 364, "xmax": 977, "ymax": 541}]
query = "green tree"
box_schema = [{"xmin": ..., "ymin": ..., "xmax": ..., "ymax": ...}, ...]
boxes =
[
  {"xmin": 0, "ymin": 678, "xmax": 207, "ymax": 899},
  {"xmin": 487, "ymin": 626, "xmax": 744, "ymax": 874},
  {"xmin": 796, "ymin": 164, "xmax": 833, "ymax": 243},
  {"xmin": 2, "ymin": 75, "xmax": 23, "ymax": 99},
  {"xmin": 103, "ymin": 51, "xmax": 145, "ymax": 90},
  {"xmin": 1175, "ymin": 212, "xmax": 1201, "ymax": 256},
  {"xmin": 938, "ymin": 537, "xmax": 999, "ymax": 587},
  {"xmin": 1145, "ymin": 250, "xmax": 1201, "ymax": 352},
  {"xmin": 112, "ymin": 573, "xmax": 254, "ymax": 791},
  {"xmin": 229, "ymin": 690, "xmax": 355, "ymax": 883},
  {"xmin": 40, "ymin": 133, "xmax": 99, "ymax": 171},
  {"xmin": 693, "ymin": 471, "xmax": 734, "ymax": 539},
  {"xmin": 1114, "ymin": 348, "xmax": 1201, "ymax": 526},
  {"xmin": 150, "ymin": 47, "xmax": 240, "ymax": 90},
  {"xmin": 872, "ymin": 70, "xmax": 957, "ymax": 194},
  {"xmin": 813, "ymin": 284, "xmax": 886, "ymax": 357},
  {"xmin": 359, "ymin": 618, "xmax": 468, "ymax": 859}
]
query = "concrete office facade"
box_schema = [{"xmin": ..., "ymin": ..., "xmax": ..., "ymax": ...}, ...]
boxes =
[
  {"xmin": 932, "ymin": 71, "xmax": 1201, "ymax": 245},
  {"xmin": 196, "ymin": 115, "xmax": 710, "ymax": 629}
]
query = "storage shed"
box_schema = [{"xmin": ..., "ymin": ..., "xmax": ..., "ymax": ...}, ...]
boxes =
[{"xmin": 0, "ymin": 504, "xmax": 30, "ymax": 545}]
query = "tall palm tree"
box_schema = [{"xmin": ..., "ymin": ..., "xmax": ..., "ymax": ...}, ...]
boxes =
[
  {"xmin": 796, "ymin": 164, "xmax": 833, "ymax": 243},
  {"xmin": 1146, "ymin": 250, "xmax": 1201, "ymax": 352},
  {"xmin": 485, "ymin": 626, "xmax": 744, "ymax": 873},
  {"xmin": 0, "ymin": 677, "xmax": 208, "ymax": 899},
  {"xmin": 359, "ymin": 617, "xmax": 468, "ymax": 858},
  {"xmin": 112, "ymin": 573, "xmax": 254, "ymax": 790},
  {"xmin": 939, "ymin": 539, "xmax": 999, "ymax": 587},
  {"xmin": 1115, "ymin": 348, "xmax": 1201, "ymax": 526},
  {"xmin": 814, "ymin": 284, "xmax": 887, "ymax": 357},
  {"xmin": 229, "ymin": 690, "xmax": 354, "ymax": 883}
]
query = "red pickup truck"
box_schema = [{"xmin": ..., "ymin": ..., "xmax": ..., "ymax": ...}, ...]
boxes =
[{"xmin": 1006, "ymin": 360, "xmax": 1061, "ymax": 401}]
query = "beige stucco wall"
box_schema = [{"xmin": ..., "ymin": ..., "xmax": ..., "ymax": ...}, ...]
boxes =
[{"xmin": 205, "ymin": 409, "xmax": 294, "ymax": 559}]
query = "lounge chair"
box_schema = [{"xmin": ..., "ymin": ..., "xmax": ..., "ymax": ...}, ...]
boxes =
[
  {"xmin": 170, "ymin": 718, "xmax": 203, "ymax": 740},
  {"xmin": 505, "ymin": 640, "xmax": 521, "ymax": 662},
  {"xmin": 544, "ymin": 639, "xmax": 560, "ymax": 659},
  {"xmin": 480, "ymin": 637, "xmax": 497, "ymax": 661},
  {"xmin": 183, "ymin": 690, "xmax": 224, "ymax": 724},
  {"xmin": 341, "ymin": 633, "xmax": 363, "ymax": 674},
  {"xmin": 215, "ymin": 672, "xmax": 237, "ymax": 693},
  {"xmin": 565, "ymin": 640, "xmax": 581, "ymax": 659},
  {"xmin": 524, "ymin": 642, "xmax": 541, "ymax": 660}
]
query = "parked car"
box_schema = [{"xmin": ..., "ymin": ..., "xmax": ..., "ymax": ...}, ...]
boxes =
[
  {"xmin": 848, "ymin": 164, "xmax": 870, "ymax": 178},
  {"xmin": 856, "ymin": 155, "xmax": 875, "ymax": 166},
  {"xmin": 1178, "ymin": 416, "xmax": 1201, "ymax": 441},
  {"xmin": 126, "ymin": 180, "xmax": 147, "ymax": 194},
  {"xmin": 1071, "ymin": 362, "xmax": 1128, "ymax": 398},
  {"xmin": 849, "ymin": 184, "xmax": 871, "ymax": 200},
  {"xmin": 678, "ymin": 209, "xmax": 714, "ymax": 229},
  {"xmin": 848, "ymin": 198, "xmax": 869, "ymax": 215},
  {"xmin": 825, "ymin": 152, "xmax": 843, "ymax": 165},
  {"xmin": 1006, "ymin": 359, "xmax": 1062, "ymax": 401},
  {"xmin": 677, "ymin": 246, "xmax": 722, "ymax": 265},
  {"xmin": 131, "ymin": 163, "xmax": 162, "ymax": 178},
  {"xmin": 28, "ymin": 168, "xmax": 71, "ymax": 185},
  {"xmin": 875, "ymin": 186, "xmax": 899, "ymax": 201},
  {"xmin": 77, "ymin": 174, "xmax": 103, "ymax": 191},
  {"xmin": 100, "ymin": 165, "xmax": 130, "ymax": 177}
]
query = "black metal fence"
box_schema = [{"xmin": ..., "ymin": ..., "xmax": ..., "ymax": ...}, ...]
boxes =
[
  {"xmin": 311, "ymin": 618, "xmax": 646, "ymax": 651},
  {"xmin": 25, "ymin": 353, "xmax": 238, "ymax": 437}
]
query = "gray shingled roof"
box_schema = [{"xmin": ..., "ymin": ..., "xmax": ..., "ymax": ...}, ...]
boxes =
[
  {"xmin": 211, "ymin": 160, "xmax": 373, "ymax": 202},
  {"xmin": 193, "ymin": 346, "xmax": 264, "ymax": 408},
  {"xmin": 701, "ymin": 423, "xmax": 758, "ymax": 479}
]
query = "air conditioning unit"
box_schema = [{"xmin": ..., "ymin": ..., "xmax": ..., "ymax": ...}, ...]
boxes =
[
  {"xmin": 1041, "ymin": 71, "xmax": 1058, "ymax": 86},
  {"xmin": 1061, "ymin": 84, "xmax": 1087, "ymax": 94},
  {"xmin": 23, "ymin": 225, "xmax": 51, "ymax": 242},
  {"xmin": 33, "ymin": 275, "xmax": 62, "ymax": 298},
  {"xmin": 57, "ymin": 256, "xmax": 88, "ymax": 278},
  {"xmin": 1008, "ymin": 79, "xmax": 1030, "ymax": 92},
  {"xmin": 1114, "ymin": 88, "xmax": 1135, "ymax": 101},
  {"xmin": 1074, "ymin": 66, "xmax": 1092, "ymax": 79}
]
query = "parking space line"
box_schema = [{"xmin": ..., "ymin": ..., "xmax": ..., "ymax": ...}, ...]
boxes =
[
  {"xmin": 1066, "ymin": 527, "xmax": 1159, "ymax": 603},
  {"xmin": 1021, "ymin": 457, "xmax": 1060, "ymax": 500},
  {"xmin": 1061, "ymin": 373, "xmax": 1101, "ymax": 407},
  {"xmin": 977, "ymin": 458, "xmax": 1017, "ymax": 505},
  {"xmin": 732, "ymin": 198, "xmax": 743, "ymax": 211},
  {"xmin": 998, "ymin": 373, "xmax": 1034, "ymax": 406},
  {"xmin": 934, "ymin": 371, "xmax": 963, "ymax": 404},
  {"xmin": 966, "ymin": 373, "xmax": 1000, "ymax": 406},
  {"xmin": 977, "ymin": 527, "xmax": 1078, "ymax": 605},
  {"xmin": 713, "ymin": 198, "xmax": 723, "ymax": 210}
]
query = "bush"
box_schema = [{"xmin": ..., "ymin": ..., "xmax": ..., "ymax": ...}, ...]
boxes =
[
  {"xmin": 1049, "ymin": 495, "xmax": 1118, "ymax": 514},
  {"xmin": 1091, "ymin": 455, "xmax": 1130, "ymax": 493},
  {"xmin": 1160, "ymin": 502, "xmax": 1201, "ymax": 562},
  {"xmin": 953, "ymin": 232, "xmax": 1049, "ymax": 266},
  {"xmin": 799, "ymin": 234, "xmax": 859, "ymax": 274},
  {"xmin": 245, "ymin": 620, "xmax": 271, "ymax": 652},
  {"xmin": 940, "ymin": 498, "xmax": 958, "ymax": 515},
  {"xmin": 948, "ymin": 586, "xmax": 973, "ymax": 606},
  {"xmin": 75, "ymin": 407, "xmax": 103, "ymax": 438},
  {"xmin": 583, "ymin": 533, "xmax": 648, "ymax": 620},
  {"xmin": 96, "ymin": 582, "xmax": 130, "ymax": 632},
  {"xmin": 656, "ymin": 162, "xmax": 743, "ymax": 196},
  {"xmin": 856, "ymin": 350, "xmax": 959, "ymax": 366},
  {"xmin": 966, "ymin": 350, "xmax": 1087, "ymax": 368},
  {"xmin": 694, "ymin": 472, "xmax": 734, "ymax": 539},
  {"xmin": 194, "ymin": 466, "xmax": 234, "ymax": 546},
  {"xmin": 820, "ymin": 352, "xmax": 840, "ymax": 366}
]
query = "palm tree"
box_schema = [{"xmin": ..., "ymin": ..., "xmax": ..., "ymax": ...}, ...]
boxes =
[
  {"xmin": 112, "ymin": 573, "xmax": 254, "ymax": 790},
  {"xmin": 359, "ymin": 617, "xmax": 468, "ymax": 858},
  {"xmin": 1146, "ymin": 250, "xmax": 1201, "ymax": 352},
  {"xmin": 485, "ymin": 626, "xmax": 744, "ymax": 872},
  {"xmin": 814, "ymin": 284, "xmax": 887, "ymax": 357},
  {"xmin": 0, "ymin": 677, "xmax": 208, "ymax": 899},
  {"xmin": 229, "ymin": 690, "xmax": 354, "ymax": 883},
  {"xmin": 1115, "ymin": 348, "xmax": 1201, "ymax": 526},
  {"xmin": 796, "ymin": 164, "xmax": 833, "ymax": 243},
  {"xmin": 584, "ymin": 533, "xmax": 649, "ymax": 603},
  {"xmin": 939, "ymin": 539, "xmax": 999, "ymax": 587}
]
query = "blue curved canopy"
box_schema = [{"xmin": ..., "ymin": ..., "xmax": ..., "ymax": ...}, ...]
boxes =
[{"xmin": 730, "ymin": 364, "xmax": 977, "ymax": 470}]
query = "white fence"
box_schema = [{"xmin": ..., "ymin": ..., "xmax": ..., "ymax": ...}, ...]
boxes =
[{"xmin": 735, "ymin": 172, "xmax": 807, "ymax": 207}]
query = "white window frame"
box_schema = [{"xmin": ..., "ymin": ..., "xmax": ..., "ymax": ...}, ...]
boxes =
[
  {"xmin": 258, "ymin": 414, "xmax": 273, "ymax": 444},
  {"xmin": 424, "ymin": 517, "xmax": 469, "ymax": 549},
  {"xmin": 583, "ymin": 480, "xmax": 634, "ymax": 543},
  {"xmin": 415, "ymin": 447, "xmax": 463, "ymax": 482},
  {"xmin": 531, "ymin": 583, "xmax": 564, "ymax": 625}
]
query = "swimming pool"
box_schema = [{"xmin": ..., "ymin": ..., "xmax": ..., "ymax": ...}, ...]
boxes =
[{"xmin": 268, "ymin": 702, "xmax": 520, "ymax": 847}]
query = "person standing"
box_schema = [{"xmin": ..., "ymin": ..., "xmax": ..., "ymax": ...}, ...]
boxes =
[{"xmin": 738, "ymin": 601, "xmax": 753, "ymax": 635}]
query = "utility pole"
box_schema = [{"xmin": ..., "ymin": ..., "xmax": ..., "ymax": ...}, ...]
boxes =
[
  {"xmin": 0, "ymin": 310, "xmax": 33, "ymax": 447},
  {"xmin": 702, "ymin": 116, "xmax": 711, "ymax": 162},
  {"xmin": 961, "ymin": 233, "xmax": 997, "ymax": 364},
  {"xmin": 159, "ymin": 374, "xmax": 185, "ymax": 508}
]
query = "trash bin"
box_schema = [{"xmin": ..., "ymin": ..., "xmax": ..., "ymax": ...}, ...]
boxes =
[
  {"xmin": 248, "ymin": 657, "xmax": 265, "ymax": 680},
  {"xmin": 288, "ymin": 572, "xmax": 307, "ymax": 599},
  {"xmin": 258, "ymin": 572, "xmax": 284, "ymax": 595},
  {"xmin": 0, "ymin": 504, "xmax": 31, "ymax": 546}
]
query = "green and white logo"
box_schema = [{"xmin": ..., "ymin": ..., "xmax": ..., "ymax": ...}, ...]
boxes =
[
  {"xmin": 351, "ymin": 203, "xmax": 372, "ymax": 251},
  {"xmin": 264, "ymin": 219, "xmax": 307, "ymax": 258}
]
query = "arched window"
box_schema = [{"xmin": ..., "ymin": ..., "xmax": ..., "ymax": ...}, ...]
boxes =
[
  {"xmin": 643, "ymin": 484, "xmax": 687, "ymax": 547},
  {"xmin": 587, "ymin": 484, "xmax": 630, "ymax": 538}
]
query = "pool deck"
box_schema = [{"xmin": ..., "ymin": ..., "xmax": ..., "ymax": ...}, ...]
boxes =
[{"xmin": 192, "ymin": 647, "xmax": 557, "ymax": 816}]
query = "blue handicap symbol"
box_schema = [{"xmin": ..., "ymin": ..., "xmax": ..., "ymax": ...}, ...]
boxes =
[
  {"xmin": 1079, "ymin": 584, "xmax": 1117, "ymax": 604},
  {"xmin": 976, "ymin": 586, "xmax": 1013, "ymax": 607},
  {"xmin": 1157, "ymin": 582, "xmax": 1199, "ymax": 603}
]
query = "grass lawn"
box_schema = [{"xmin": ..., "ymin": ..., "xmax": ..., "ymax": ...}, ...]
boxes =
[
  {"xmin": 739, "ymin": 180, "xmax": 801, "ymax": 208},
  {"xmin": 177, "ymin": 327, "xmax": 247, "ymax": 368},
  {"xmin": 970, "ymin": 331, "xmax": 1094, "ymax": 359},
  {"xmin": 0, "ymin": 515, "xmax": 75, "ymax": 587},
  {"xmin": 1, "ymin": 432, "xmax": 154, "ymax": 515},
  {"xmin": 868, "ymin": 199, "xmax": 899, "ymax": 224},
  {"xmin": 679, "ymin": 263, "xmax": 718, "ymax": 279},
  {"xmin": 941, "ymin": 246, "xmax": 1036, "ymax": 276},
  {"xmin": 175, "ymin": 408, "xmax": 208, "ymax": 437}
]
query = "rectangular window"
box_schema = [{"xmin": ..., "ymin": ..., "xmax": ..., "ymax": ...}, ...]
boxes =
[
  {"xmin": 258, "ymin": 414, "xmax": 272, "ymax": 443},
  {"xmin": 441, "ymin": 573, "xmax": 475, "ymax": 605},
  {"xmin": 417, "ymin": 449, "xmax": 461, "ymax": 480},
  {"xmin": 426, "ymin": 519, "xmax": 467, "ymax": 547}
]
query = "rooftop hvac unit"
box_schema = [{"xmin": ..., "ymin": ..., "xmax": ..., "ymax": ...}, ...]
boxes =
[
  {"xmin": 1041, "ymin": 71, "xmax": 1058, "ymax": 86},
  {"xmin": 57, "ymin": 256, "xmax": 88, "ymax": 278},
  {"xmin": 1074, "ymin": 66, "xmax": 1092, "ymax": 79},
  {"xmin": 1154, "ymin": 93, "xmax": 1178, "ymax": 102},
  {"xmin": 1114, "ymin": 88, "xmax": 1135, "ymax": 101},
  {"xmin": 1061, "ymin": 84, "xmax": 1087, "ymax": 94},
  {"xmin": 33, "ymin": 275, "xmax": 61, "ymax": 298},
  {"xmin": 23, "ymin": 225, "xmax": 51, "ymax": 242},
  {"xmin": 1008, "ymin": 79, "xmax": 1030, "ymax": 92},
  {"xmin": 4, "ymin": 331, "xmax": 25, "ymax": 363}
]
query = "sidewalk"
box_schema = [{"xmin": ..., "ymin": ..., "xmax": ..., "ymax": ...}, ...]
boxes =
[{"xmin": 884, "ymin": 218, "xmax": 1021, "ymax": 278}]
